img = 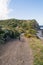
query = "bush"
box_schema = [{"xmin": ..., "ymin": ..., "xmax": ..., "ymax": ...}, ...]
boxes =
[
  {"xmin": 9, "ymin": 23, "xmax": 17, "ymax": 27},
  {"xmin": 0, "ymin": 28, "xmax": 20, "ymax": 43},
  {"xmin": 14, "ymin": 30, "xmax": 20, "ymax": 38},
  {"xmin": 24, "ymin": 33, "xmax": 32, "ymax": 38},
  {"xmin": 29, "ymin": 29, "xmax": 37, "ymax": 35},
  {"xmin": 0, "ymin": 34, "xmax": 5, "ymax": 44}
]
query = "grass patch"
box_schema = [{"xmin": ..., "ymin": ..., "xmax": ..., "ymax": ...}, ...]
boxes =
[{"xmin": 29, "ymin": 38, "xmax": 43, "ymax": 65}]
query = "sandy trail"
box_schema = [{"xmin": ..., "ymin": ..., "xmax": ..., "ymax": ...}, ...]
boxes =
[{"xmin": 0, "ymin": 37, "xmax": 33, "ymax": 65}]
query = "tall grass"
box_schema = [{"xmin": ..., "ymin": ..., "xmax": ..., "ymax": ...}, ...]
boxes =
[{"xmin": 29, "ymin": 38, "xmax": 43, "ymax": 65}]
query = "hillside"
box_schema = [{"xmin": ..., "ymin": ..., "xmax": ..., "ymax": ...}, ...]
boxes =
[
  {"xmin": 0, "ymin": 19, "xmax": 40, "ymax": 44},
  {"xmin": 0, "ymin": 19, "xmax": 40, "ymax": 30},
  {"xmin": 0, "ymin": 19, "xmax": 43, "ymax": 65}
]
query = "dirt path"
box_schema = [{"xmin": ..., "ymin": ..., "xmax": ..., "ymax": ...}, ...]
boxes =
[{"xmin": 0, "ymin": 37, "xmax": 33, "ymax": 65}]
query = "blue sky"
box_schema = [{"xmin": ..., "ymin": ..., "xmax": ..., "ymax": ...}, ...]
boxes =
[{"xmin": 0, "ymin": 0, "xmax": 43, "ymax": 25}]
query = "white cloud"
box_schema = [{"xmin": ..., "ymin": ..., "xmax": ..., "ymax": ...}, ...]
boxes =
[{"xmin": 0, "ymin": 0, "xmax": 11, "ymax": 19}]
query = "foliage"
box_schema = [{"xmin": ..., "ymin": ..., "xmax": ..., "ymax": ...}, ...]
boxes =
[
  {"xmin": 28, "ymin": 19, "xmax": 40, "ymax": 30},
  {"xmin": 29, "ymin": 38, "xmax": 43, "ymax": 65},
  {"xmin": 0, "ymin": 28, "xmax": 20, "ymax": 44},
  {"xmin": 24, "ymin": 33, "xmax": 32, "ymax": 38},
  {"xmin": 29, "ymin": 29, "xmax": 37, "ymax": 35},
  {"xmin": 0, "ymin": 19, "xmax": 40, "ymax": 43},
  {"xmin": 24, "ymin": 29, "xmax": 37, "ymax": 38}
]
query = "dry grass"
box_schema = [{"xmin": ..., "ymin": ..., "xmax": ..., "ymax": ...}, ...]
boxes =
[{"xmin": 29, "ymin": 38, "xmax": 43, "ymax": 65}]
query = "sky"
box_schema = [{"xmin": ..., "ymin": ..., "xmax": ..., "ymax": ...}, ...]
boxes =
[{"xmin": 0, "ymin": 0, "xmax": 43, "ymax": 25}]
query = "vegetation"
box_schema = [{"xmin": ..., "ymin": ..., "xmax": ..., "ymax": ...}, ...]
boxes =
[
  {"xmin": 24, "ymin": 29, "xmax": 37, "ymax": 38},
  {"xmin": 24, "ymin": 33, "xmax": 32, "ymax": 38},
  {"xmin": 0, "ymin": 19, "xmax": 43, "ymax": 65},
  {"xmin": 0, "ymin": 19, "xmax": 40, "ymax": 44},
  {"xmin": 29, "ymin": 38, "xmax": 43, "ymax": 65},
  {"xmin": 0, "ymin": 27, "xmax": 20, "ymax": 44}
]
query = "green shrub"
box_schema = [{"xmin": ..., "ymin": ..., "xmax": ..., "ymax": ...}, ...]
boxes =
[
  {"xmin": 0, "ymin": 28, "xmax": 20, "ymax": 43},
  {"xmin": 0, "ymin": 34, "xmax": 5, "ymax": 44},
  {"xmin": 24, "ymin": 33, "xmax": 32, "ymax": 38},
  {"xmin": 0, "ymin": 29, "xmax": 15, "ymax": 43},
  {"xmin": 3, "ymin": 29, "xmax": 16, "ymax": 40},
  {"xmin": 14, "ymin": 30, "xmax": 20, "ymax": 38},
  {"xmin": 9, "ymin": 23, "xmax": 17, "ymax": 27},
  {"xmin": 29, "ymin": 29, "xmax": 37, "ymax": 35}
]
